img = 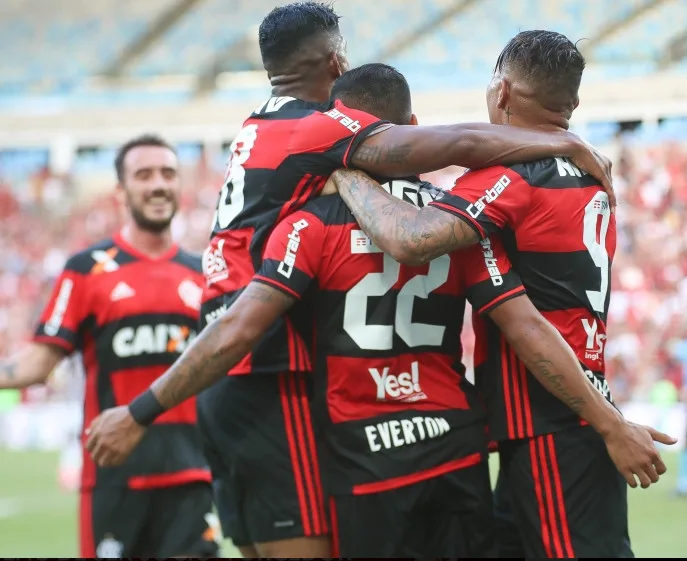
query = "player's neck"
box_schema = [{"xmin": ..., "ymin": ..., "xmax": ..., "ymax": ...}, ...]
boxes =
[
  {"xmin": 270, "ymin": 76, "xmax": 330, "ymax": 103},
  {"xmin": 120, "ymin": 223, "xmax": 174, "ymax": 258},
  {"xmin": 508, "ymin": 106, "xmax": 570, "ymax": 132}
]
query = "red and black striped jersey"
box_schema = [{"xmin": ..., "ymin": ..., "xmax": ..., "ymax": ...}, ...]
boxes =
[
  {"xmin": 430, "ymin": 157, "xmax": 617, "ymax": 440},
  {"xmin": 201, "ymin": 97, "xmax": 385, "ymax": 376},
  {"xmin": 34, "ymin": 233, "xmax": 210, "ymax": 490},
  {"xmin": 254, "ymin": 179, "xmax": 525, "ymax": 494}
]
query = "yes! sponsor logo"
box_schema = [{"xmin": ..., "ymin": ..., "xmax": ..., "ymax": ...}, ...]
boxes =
[{"xmin": 369, "ymin": 361, "xmax": 427, "ymax": 403}]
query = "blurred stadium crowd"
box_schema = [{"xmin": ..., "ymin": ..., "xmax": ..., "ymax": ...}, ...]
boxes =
[{"xmin": 1, "ymin": 135, "xmax": 686, "ymax": 407}]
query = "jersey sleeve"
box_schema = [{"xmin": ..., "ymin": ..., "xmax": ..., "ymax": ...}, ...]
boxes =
[
  {"xmin": 33, "ymin": 255, "xmax": 90, "ymax": 353},
  {"xmin": 289, "ymin": 100, "xmax": 388, "ymax": 168},
  {"xmin": 429, "ymin": 165, "xmax": 532, "ymax": 238},
  {"xmin": 458, "ymin": 236, "xmax": 526, "ymax": 315},
  {"xmin": 254, "ymin": 210, "xmax": 326, "ymax": 299}
]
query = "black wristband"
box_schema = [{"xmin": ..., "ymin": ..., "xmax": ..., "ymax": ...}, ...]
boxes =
[{"xmin": 128, "ymin": 389, "xmax": 166, "ymax": 426}]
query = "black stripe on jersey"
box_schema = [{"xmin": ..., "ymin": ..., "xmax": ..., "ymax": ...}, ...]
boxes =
[
  {"xmin": 93, "ymin": 312, "xmax": 199, "ymax": 374},
  {"xmin": 509, "ymin": 250, "xmax": 610, "ymax": 321},
  {"xmin": 172, "ymin": 249, "xmax": 202, "ymax": 273},
  {"xmin": 315, "ymin": 290, "xmax": 466, "ymax": 359},
  {"xmin": 295, "ymin": 195, "xmax": 355, "ymax": 226},
  {"xmin": 510, "ymin": 159, "xmax": 600, "ymax": 189},
  {"xmin": 34, "ymin": 324, "xmax": 79, "ymax": 349},
  {"xmin": 465, "ymin": 270, "xmax": 525, "ymax": 315}
]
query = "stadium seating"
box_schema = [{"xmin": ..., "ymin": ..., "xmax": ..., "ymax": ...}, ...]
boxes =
[{"xmin": 1, "ymin": 0, "xmax": 685, "ymax": 103}]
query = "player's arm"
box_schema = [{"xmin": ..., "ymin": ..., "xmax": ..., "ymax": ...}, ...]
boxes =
[
  {"xmin": 0, "ymin": 255, "xmax": 88, "ymax": 389},
  {"xmin": 490, "ymin": 296, "xmax": 676, "ymax": 488},
  {"xmin": 489, "ymin": 296, "xmax": 624, "ymax": 435},
  {"xmin": 350, "ymin": 122, "xmax": 615, "ymax": 204},
  {"xmin": 0, "ymin": 343, "xmax": 65, "ymax": 389},
  {"xmin": 326, "ymin": 170, "xmax": 481, "ymax": 265}
]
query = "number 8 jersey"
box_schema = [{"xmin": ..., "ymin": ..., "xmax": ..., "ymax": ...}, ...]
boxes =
[
  {"xmin": 254, "ymin": 179, "xmax": 526, "ymax": 494},
  {"xmin": 429, "ymin": 157, "xmax": 617, "ymax": 441},
  {"xmin": 202, "ymin": 97, "xmax": 385, "ymax": 375}
]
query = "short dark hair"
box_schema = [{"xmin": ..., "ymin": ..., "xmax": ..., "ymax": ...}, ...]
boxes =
[
  {"xmin": 330, "ymin": 63, "xmax": 412, "ymax": 125},
  {"xmin": 258, "ymin": 2, "xmax": 340, "ymax": 66},
  {"xmin": 494, "ymin": 30, "xmax": 585, "ymax": 113},
  {"xmin": 114, "ymin": 134, "xmax": 176, "ymax": 182}
]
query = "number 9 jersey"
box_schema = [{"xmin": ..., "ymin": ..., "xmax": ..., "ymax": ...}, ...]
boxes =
[
  {"xmin": 254, "ymin": 179, "xmax": 526, "ymax": 493},
  {"xmin": 429, "ymin": 157, "xmax": 617, "ymax": 440}
]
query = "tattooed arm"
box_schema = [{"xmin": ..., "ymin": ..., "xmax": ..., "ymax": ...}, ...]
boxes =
[
  {"xmin": 150, "ymin": 282, "xmax": 295, "ymax": 408},
  {"xmin": 86, "ymin": 282, "xmax": 297, "ymax": 467},
  {"xmin": 489, "ymin": 294, "xmax": 677, "ymax": 488},
  {"xmin": 350, "ymin": 122, "xmax": 615, "ymax": 205},
  {"xmin": 488, "ymin": 294, "xmax": 622, "ymax": 432},
  {"xmin": 0, "ymin": 343, "xmax": 65, "ymax": 390},
  {"xmin": 328, "ymin": 169, "xmax": 480, "ymax": 266}
]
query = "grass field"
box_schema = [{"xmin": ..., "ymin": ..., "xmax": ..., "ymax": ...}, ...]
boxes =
[{"xmin": 0, "ymin": 449, "xmax": 684, "ymax": 557}]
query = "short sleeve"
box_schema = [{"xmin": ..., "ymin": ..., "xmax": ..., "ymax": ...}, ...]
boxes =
[
  {"xmin": 457, "ymin": 236, "xmax": 526, "ymax": 315},
  {"xmin": 34, "ymin": 256, "xmax": 90, "ymax": 353},
  {"xmin": 289, "ymin": 100, "xmax": 388, "ymax": 168},
  {"xmin": 429, "ymin": 165, "xmax": 532, "ymax": 238},
  {"xmin": 255, "ymin": 210, "xmax": 326, "ymax": 299}
]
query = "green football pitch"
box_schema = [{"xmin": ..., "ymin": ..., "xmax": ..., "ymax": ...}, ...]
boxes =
[{"xmin": 0, "ymin": 448, "xmax": 684, "ymax": 557}]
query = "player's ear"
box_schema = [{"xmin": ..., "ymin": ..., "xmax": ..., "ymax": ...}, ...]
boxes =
[
  {"xmin": 410, "ymin": 113, "xmax": 418, "ymax": 126},
  {"xmin": 329, "ymin": 52, "xmax": 346, "ymax": 80},
  {"xmin": 496, "ymin": 78, "xmax": 510, "ymax": 111}
]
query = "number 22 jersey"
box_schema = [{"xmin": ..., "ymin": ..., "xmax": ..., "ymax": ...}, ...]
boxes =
[
  {"xmin": 429, "ymin": 157, "xmax": 617, "ymax": 440},
  {"xmin": 254, "ymin": 180, "xmax": 525, "ymax": 493}
]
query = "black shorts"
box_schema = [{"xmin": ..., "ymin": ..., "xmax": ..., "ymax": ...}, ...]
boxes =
[
  {"xmin": 329, "ymin": 457, "xmax": 494, "ymax": 557},
  {"xmin": 197, "ymin": 372, "xmax": 328, "ymax": 547},
  {"xmin": 80, "ymin": 482, "xmax": 219, "ymax": 558},
  {"xmin": 498, "ymin": 424, "xmax": 633, "ymax": 558},
  {"xmin": 493, "ymin": 462, "xmax": 526, "ymax": 558}
]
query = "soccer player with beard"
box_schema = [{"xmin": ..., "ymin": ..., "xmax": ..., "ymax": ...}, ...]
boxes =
[{"xmin": 0, "ymin": 135, "xmax": 219, "ymax": 559}]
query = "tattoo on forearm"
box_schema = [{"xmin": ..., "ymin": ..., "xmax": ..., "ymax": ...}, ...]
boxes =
[
  {"xmin": 533, "ymin": 359, "xmax": 586, "ymax": 414},
  {"xmin": 151, "ymin": 283, "xmax": 294, "ymax": 409},
  {"xmin": 336, "ymin": 170, "xmax": 478, "ymax": 263},
  {"xmin": 0, "ymin": 362, "xmax": 16, "ymax": 381},
  {"xmin": 352, "ymin": 143, "xmax": 413, "ymax": 166}
]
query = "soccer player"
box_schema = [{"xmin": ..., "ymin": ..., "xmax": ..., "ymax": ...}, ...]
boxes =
[
  {"xmin": 85, "ymin": 3, "xmax": 615, "ymax": 557},
  {"xmin": 88, "ymin": 63, "xmax": 624, "ymax": 557},
  {"xmin": 0, "ymin": 135, "xmax": 219, "ymax": 559},
  {"xmin": 322, "ymin": 31, "xmax": 678, "ymax": 557}
]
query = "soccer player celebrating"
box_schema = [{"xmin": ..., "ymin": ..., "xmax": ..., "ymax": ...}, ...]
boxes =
[
  {"xmin": 0, "ymin": 136, "xmax": 218, "ymax": 558},
  {"xmin": 85, "ymin": 3, "xmax": 615, "ymax": 557},
  {"xmin": 323, "ymin": 31, "xmax": 677, "ymax": 557}
]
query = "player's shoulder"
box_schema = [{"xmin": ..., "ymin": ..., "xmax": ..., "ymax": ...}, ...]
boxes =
[
  {"xmin": 509, "ymin": 157, "xmax": 600, "ymax": 189},
  {"xmin": 294, "ymin": 194, "xmax": 353, "ymax": 227},
  {"xmin": 249, "ymin": 96, "xmax": 327, "ymax": 120},
  {"xmin": 171, "ymin": 248, "xmax": 203, "ymax": 274},
  {"xmin": 62, "ymin": 238, "xmax": 118, "ymax": 275}
]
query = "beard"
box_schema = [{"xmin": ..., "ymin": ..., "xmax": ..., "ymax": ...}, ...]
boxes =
[{"xmin": 126, "ymin": 190, "xmax": 178, "ymax": 233}]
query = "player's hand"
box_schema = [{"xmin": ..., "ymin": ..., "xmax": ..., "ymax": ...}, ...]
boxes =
[
  {"xmin": 603, "ymin": 421, "xmax": 677, "ymax": 489},
  {"xmin": 320, "ymin": 176, "xmax": 338, "ymax": 196},
  {"xmin": 85, "ymin": 406, "xmax": 146, "ymax": 467},
  {"xmin": 567, "ymin": 136, "xmax": 616, "ymax": 209}
]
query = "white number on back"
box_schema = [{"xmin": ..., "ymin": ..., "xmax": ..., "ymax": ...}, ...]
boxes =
[
  {"xmin": 214, "ymin": 124, "xmax": 258, "ymax": 230},
  {"xmin": 582, "ymin": 192, "xmax": 611, "ymax": 313},
  {"xmin": 343, "ymin": 254, "xmax": 451, "ymax": 350}
]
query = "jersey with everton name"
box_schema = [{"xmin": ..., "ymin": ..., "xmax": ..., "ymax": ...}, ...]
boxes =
[
  {"xmin": 201, "ymin": 97, "xmax": 386, "ymax": 376},
  {"xmin": 34, "ymin": 233, "xmax": 210, "ymax": 490},
  {"xmin": 254, "ymin": 179, "xmax": 525, "ymax": 494}
]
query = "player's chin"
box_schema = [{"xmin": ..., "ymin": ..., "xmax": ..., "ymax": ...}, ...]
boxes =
[{"xmin": 135, "ymin": 212, "xmax": 174, "ymax": 233}]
